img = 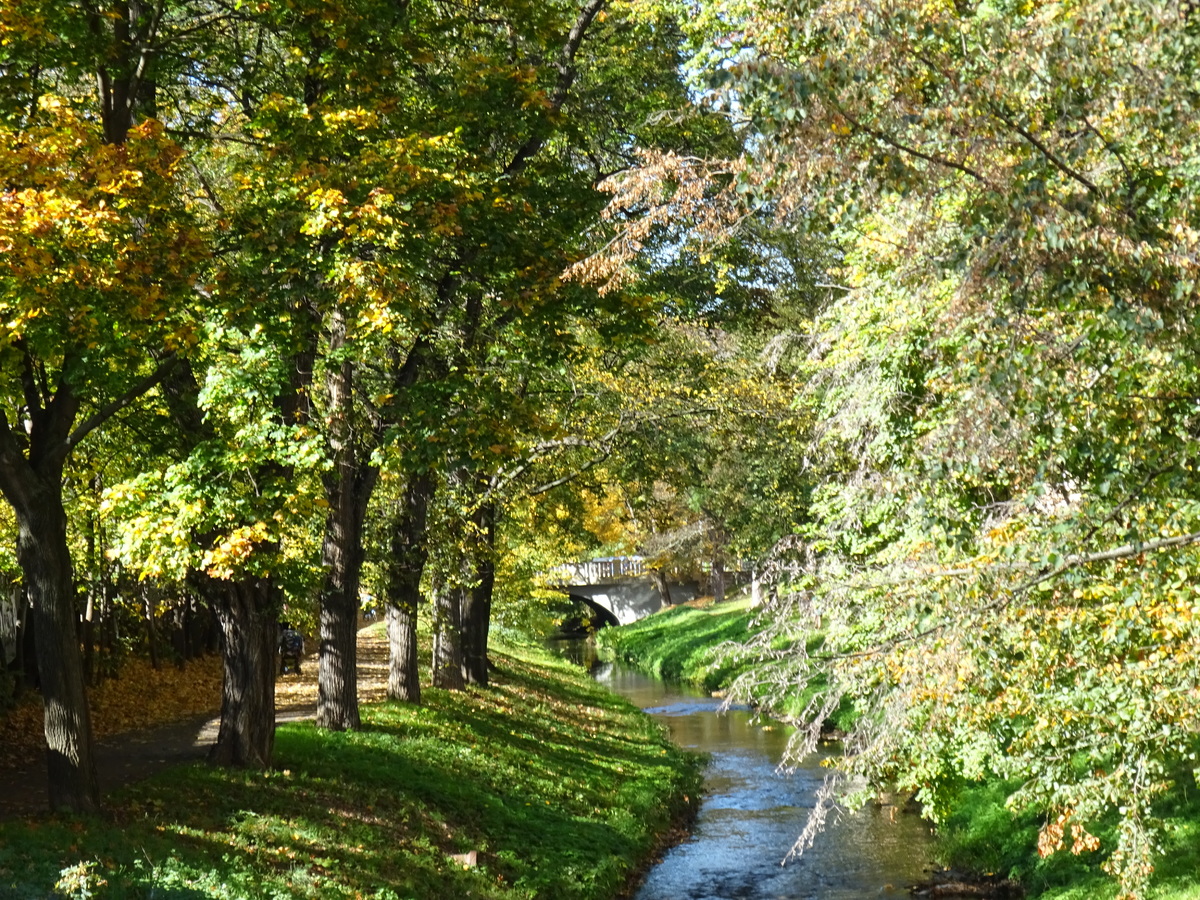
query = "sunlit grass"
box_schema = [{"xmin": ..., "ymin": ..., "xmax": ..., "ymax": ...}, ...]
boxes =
[
  {"xmin": 937, "ymin": 774, "xmax": 1200, "ymax": 900},
  {"xmin": 0, "ymin": 642, "xmax": 702, "ymax": 900},
  {"xmin": 595, "ymin": 595, "xmax": 759, "ymax": 691}
]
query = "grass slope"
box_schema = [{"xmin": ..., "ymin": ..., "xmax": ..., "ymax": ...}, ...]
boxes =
[
  {"xmin": 938, "ymin": 779, "xmax": 1200, "ymax": 900},
  {"xmin": 595, "ymin": 597, "xmax": 856, "ymax": 731},
  {"xmin": 0, "ymin": 640, "xmax": 701, "ymax": 900},
  {"xmin": 594, "ymin": 597, "xmax": 759, "ymax": 692}
]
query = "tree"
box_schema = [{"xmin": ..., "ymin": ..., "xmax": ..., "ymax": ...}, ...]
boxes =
[
  {"xmin": 605, "ymin": 0, "xmax": 1200, "ymax": 894},
  {"xmin": 104, "ymin": 323, "xmax": 327, "ymax": 767},
  {"xmin": 0, "ymin": 14, "xmax": 204, "ymax": 805},
  {"xmin": 343, "ymin": 0, "xmax": 706, "ymax": 701}
]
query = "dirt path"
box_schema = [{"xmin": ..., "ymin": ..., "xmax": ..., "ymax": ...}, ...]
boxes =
[{"xmin": 0, "ymin": 626, "xmax": 392, "ymax": 821}]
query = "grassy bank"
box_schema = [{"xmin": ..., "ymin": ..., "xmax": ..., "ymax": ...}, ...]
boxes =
[
  {"xmin": 937, "ymin": 779, "xmax": 1200, "ymax": 900},
  {"xmin": 0, "ymin": 638, "xmax": 702, "ymax": 900},
  {"xmin": 595, "ymin": 596, "xmax": 856, "ymax": 731},
  {"xmin": 595, "ymin": 596, "xmax": 760, "ymax": 692},
  {"xmin": 595, "ymin": 600, "xmax": 1200, "ymax": 898}
]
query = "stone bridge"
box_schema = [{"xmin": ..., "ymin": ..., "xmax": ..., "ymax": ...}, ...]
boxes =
[{"xmin": 548, "ymin": 556, "xmax": 699, "ymax": 627}]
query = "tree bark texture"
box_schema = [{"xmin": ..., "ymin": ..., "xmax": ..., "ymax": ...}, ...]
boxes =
[
  {"xmin": 206, "ymin": 576, "xmax": 276, "ymax": 768},
  {"xmin": 712, "ymin": 554, "xmax": 726, "ymax": 605},
  {"xmin": 460, "ymin": 497, "xmax": 494, "ymax": 687},
  {"xmin": 651, "ymin": 568, "xmax": 673, "ymax": 606},
  {"xmin": 142, "ymin": 583, "xmax": 160, "ymax": 670},
  {"xmin": 385, "ymin": 473, "xmax": 433, "ymax": 702},
  {"xmin": 316, "ymin": 309, "xmax": 377, "ymax": 731},
  {"xmin": 386, "ymin": 604, "xmax": 420, "ymax": 703},
  {"xmin": 19, "ymin": 489, "xmax": 101, "ymax": 812},
  {"xmin": 432, "ymin": 576, "xmax": 465, "ymax": 691},
  {"xmin": 0, "ymin": 371, "xmax": 101, "ymax": 813}
]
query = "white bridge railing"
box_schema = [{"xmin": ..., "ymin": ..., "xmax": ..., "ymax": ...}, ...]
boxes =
[{"xmin": 548, "ymin": 556, "xmax": 646, "ymax": 585}]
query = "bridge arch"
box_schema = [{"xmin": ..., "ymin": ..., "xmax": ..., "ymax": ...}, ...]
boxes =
[{"xmin": 550, "ymin": 557, "xmax": 700, "ymax": 626}]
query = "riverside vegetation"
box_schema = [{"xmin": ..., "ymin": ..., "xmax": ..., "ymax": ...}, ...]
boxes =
[
  {"xmin": 595, "ymin": 595, "xmax": 857, "ymax": 733},
  {"xmin": 0, "ymin": 629, "xmax": 702, "ymax": 900},
  {"xmin": 596, "ymin": 600, "xmax": 1200, "ymax": 900}
]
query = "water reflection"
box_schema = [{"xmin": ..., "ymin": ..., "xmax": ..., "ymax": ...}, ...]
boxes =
[{"xmin": 590, "ymin": 659, "xmax": 933, "ymax": 900}]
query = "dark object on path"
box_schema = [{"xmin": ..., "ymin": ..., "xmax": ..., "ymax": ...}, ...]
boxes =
[
  {"xmin": 910, "ymin": 868, "xmax": 1025, "ymax": 898},
  {"xmin": 279, "ymin": 625, "xmax": 304, "ymax": 675}
]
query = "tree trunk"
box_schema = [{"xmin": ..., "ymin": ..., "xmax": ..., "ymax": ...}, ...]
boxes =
[
  {"xmin": 711, "ymin": 554, "xmax": 726, "ymax": 605},
  {"xmin": 142, "ymin": 583, "xmax": 160, "ymax": 670},
  {"xmin": 386, "ymin": 603, "xmax": 420, "ymax": 703},
  {"xmin": 206, "ymin": 576, "xmax": 276, "ymax": 768},
  {"xmin": 651, "ymin": 568, "xmax": 673, "ymax": 606},
  {"xmin": 82, "ymin": 509, "xmax": 98, "ymax": 686},
  {"xmin": 82, "ymin": 590, "xmax": 97, "ymax": 687},
  {"xmin": 460, "ymin": 498, "xmax": 494, "ymax": 687},
  {"xmin": 432, "ymin": 575, "xmax": 465, "ymax": 691},
  {"xmin": 385, "ymin": 473, "xmax": 433, "ymax": 703},
  {"xmin": 316, "ymin": 308, "xmax": 377, "ymax": 731},
  {"xmin": 18, "ymin": 595, "xmax": 38, "ymax": 693},
  {"xmin": 18, "ymin": 488, "xmax": 100, "ymax": 813},
  {"xmin": 171, "ymin": 602, "xmax": 187, "ymax": 669}
]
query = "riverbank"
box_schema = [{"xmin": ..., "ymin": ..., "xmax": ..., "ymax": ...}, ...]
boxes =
[
  {"xmin": 597, "ymin": 601, "xmax": 1200, "ymax": 900},
  {"xmin": 0, "ymin": 630, "xmax": 702, "ymax": 900},
  {"xmin": 594, "ymin": 595, "xmax": 759, "ymax": 692},
  {"xmin": 594, "ymin": 594, "xmax": 855, "ymax": 732}
]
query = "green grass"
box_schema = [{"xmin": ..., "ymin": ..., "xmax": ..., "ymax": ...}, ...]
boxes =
[
  {"xmin": 0, "ymin": 642, "xmax": 702, "ymax": 900},
  {"xmin": 594, "ymin": 595, "xmax": 857, "ymax": 731},
  {"xmin": 595, "ymin": 596, "xmax": 760, "ymax": 692},
  {"xmin": 936, "ymin": 776, "xmax": 1200, "ymax": 900}
]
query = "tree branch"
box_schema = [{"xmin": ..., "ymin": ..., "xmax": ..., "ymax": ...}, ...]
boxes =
[
  {"xmin": 65, "ymin": 353, "xmax": 180, "ymax": 452},
  {"xmin": 822, "ymin": 529, "xmax": 1200, "ymax": 662},
  {"xmin": 828, "ymin": 97, "xmax": 997, "ymax": 189},
  {"xmin": 504, "ymin": 0, "xmax": 606, "ymax": 177},
  {"xmin": 988, "ymin": 106, "xmax": 1100, "ymax": 196}
]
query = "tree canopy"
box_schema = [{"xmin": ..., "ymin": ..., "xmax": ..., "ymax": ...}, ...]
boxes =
[
  {"xmin": 3, "ymin": 0, "xmax": 1199, "ymax": 893},
  {"xmin": 577, "ymin": 0, "xmax": 1199, "ymax": 895}
]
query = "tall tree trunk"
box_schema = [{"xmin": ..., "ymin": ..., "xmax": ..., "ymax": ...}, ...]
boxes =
[
  {"xmin": 431, "ymin": 574, "xmax": 465, "ymax": 691},
  {"xmin": 18, "ymin": 487, "xmax": 100, "ymax": 813},
  {"xmin": 316, "ymin": 308, "xmax": 377, "ymax": 731},
  {"xmin": 460, "ymin": 497, "xmax": 494, "ymax": 687},
  {"xmin": 18, "ymin": 595, "xmax": 38, "ymax": 693},
  {"xmin": 385, "ymin": 473, "xmax": 433, "ymax": 702},
  {"xmin": 711, "ymin": 554, "xmax": 726, "ymax": 605},
  {"xmin": 709, "ymin": 521, "xmax": 727, "ymax": 604},
  {"xmin": 206, "ymin": 576, "xmax": 276, "ymax": 768},
  {"xmin": 82, "ymin": 508, "xmax": 98, "ymax": 686}
]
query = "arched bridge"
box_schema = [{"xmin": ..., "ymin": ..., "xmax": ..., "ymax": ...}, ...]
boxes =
[{"xmin": 548, "ymin": 556, "xmax": 699, "ymax": 627}]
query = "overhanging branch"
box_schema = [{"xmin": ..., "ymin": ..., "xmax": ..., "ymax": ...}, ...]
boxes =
[{"xmin": 65, "ymin": 353, "xmax": 180, "ymax": 453}]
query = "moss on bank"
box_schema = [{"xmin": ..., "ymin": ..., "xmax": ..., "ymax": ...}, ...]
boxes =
[{"xmin": 0, "ymin": 640, "xmax": 702, "ymax": 900}]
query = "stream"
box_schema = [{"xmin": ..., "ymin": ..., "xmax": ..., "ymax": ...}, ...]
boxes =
[{"xmin": 551, "ymin": 639, "xmax": 934, "ymax": 900}]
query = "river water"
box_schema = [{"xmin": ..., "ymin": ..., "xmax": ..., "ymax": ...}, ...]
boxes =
[{"xmin": 554, "ymin": 642, "xmax": 934, "ymax": 900}]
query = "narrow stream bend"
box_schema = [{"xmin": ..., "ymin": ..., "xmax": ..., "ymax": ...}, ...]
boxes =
[{"xmin": 573, "ymin": 648, "xmax": 934, "ymax": 900}]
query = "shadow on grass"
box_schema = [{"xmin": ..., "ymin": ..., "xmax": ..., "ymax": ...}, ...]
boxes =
[{"xmin": 0, "ymin": 646, "xmax": 699, "ymax": 900}]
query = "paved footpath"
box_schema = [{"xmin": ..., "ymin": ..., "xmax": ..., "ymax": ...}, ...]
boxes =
[{"xmin": 0, "ymin": 626, "xmax": 389, "ymax": 820}]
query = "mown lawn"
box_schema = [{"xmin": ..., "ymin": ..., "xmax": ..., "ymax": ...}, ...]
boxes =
[{"xmin": 0, "ymin": 642, "xmax": 702, "ymax": 900}]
